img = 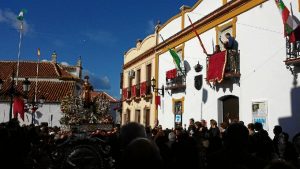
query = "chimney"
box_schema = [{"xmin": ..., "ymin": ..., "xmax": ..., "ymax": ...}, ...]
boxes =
[
  {"xmin": 51, "ymin": 51, "xmax": 57, "ymax": 63},
  {"xmin": 155, "ymin": 20, "xmax": 161, "ymax": 33},
  {"xmin": 180, "ymin": 5, "xmax": 191, "ymax": 12},
  {"xmin": 136, "ymin": 39, "xmax": 142, "ymax": 48}
]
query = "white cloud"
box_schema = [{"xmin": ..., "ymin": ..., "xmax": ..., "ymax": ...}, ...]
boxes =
[
  {"xmin": 60, "ymin": 61, "xmax": 69, "ymax": 66},
  {"xmin": 146, "ymin": 20, "xmax": 155, "ymax": 34},
  {"xmin": 0, "ymin": 9, "xmax": 31, "ymax": 34},
  {"xmin": 83, "ymin": 70, "xmax": 111, "ymax": 90}
]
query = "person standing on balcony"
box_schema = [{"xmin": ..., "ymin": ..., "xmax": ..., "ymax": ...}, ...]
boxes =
[
  {"xmin": 220, "ymin": 33, "xmax": 238, "ymax": 51},
  {"xmin": 206, "ymin": 45, "xmax": 221, "ymax": 57},
  {"xmin": 220, "ymin": 33, "xmax": 239, "ymax": 73}
]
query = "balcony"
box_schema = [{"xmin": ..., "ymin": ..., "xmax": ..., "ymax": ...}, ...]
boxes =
[
  {"xmin": 131, "ymin": 85, "xmax": 136, "ymax": 98},
  {"xmin": 122, "ymin": 87, "xmax": 131, "ymax": 101},
  {"xmin": 127, "ymin": 87, "xmax": 131, "ymax": 99},
  {"xmin": 165, "ymin": 68, "xmax": 186, "ymax": 92},
  {"xmin": 285, "ymin": 39, "xmax": 300, "ymax": 67},
  {"xmin": 224, "ymin": 50, "xmax": 241, "ymax": 79},
  {"xmin": 206, "ymin": 50, "xmax": 240, "ymax": 85},
  {"xmin": 146, "ymin": 81, "xmax": 152, "ymax": 95},
  {"xmin": 140, "ymin": 81, "xmax": 152, "ymax": 97},
  {"xmin": 135, "ymin": 84, "xmax": 141, "ymax": 99}
]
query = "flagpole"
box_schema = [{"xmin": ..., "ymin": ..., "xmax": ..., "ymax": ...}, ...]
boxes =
[
  {"xmin": 16, "ymin": 21, "xmax": 23, "ymax": 85},
  {"xmin": 187, "ymin": 15, "xmax": 207, "ymax": 55},
  {"xmin": 35, "ymin": 49, "xmax": 40, "ymax": 103}
]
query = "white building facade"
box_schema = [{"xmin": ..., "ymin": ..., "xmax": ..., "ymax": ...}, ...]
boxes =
[{"xmin": 156, "ymin": 0, "xmax": 300, "ymax": 138}]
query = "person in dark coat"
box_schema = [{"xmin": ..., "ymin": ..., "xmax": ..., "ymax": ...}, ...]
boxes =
[{"xmin": 207, "ymin": 123, "xmax": 266, "ymax": 169}]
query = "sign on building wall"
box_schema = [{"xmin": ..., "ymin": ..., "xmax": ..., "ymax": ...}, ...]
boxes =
[{"xmin": 252, "ymin": 101, "xmax": 268, "ymax": 130}]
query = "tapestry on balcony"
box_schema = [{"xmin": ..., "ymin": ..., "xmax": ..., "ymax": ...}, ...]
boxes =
[
  {"xmin": 206, "ymin": 50, "xmax": 227, "ymax": 83},
  {"xmin": 166, "ymin": 69, "xmax": 177, "ymax": 79},
  {"xmin": 140, "ymin": 82, "xmax": 147, "ymax": 96},
  {"xmin": 131, "ymin": 85, "xmax": 136, "ymax": 98}
]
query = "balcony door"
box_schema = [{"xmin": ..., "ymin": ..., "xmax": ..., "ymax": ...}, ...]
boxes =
[
  {"xmin": 135, "ymin": 109, "xmax": 141, "ymax": 123},
  {"xmin": 144, "ymin": 108, "xmax": 150, "ymax": 127},
  {"xmin": 218, "ymin": 95, "xmax": 239, "ymax": 124}
]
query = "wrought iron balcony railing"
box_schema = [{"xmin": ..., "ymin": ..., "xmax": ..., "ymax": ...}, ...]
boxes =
[
  {"xmin": 135, "ymin": 84, "xmax": 140, "ymax": 98},
  {"xmin": 165, "ymin": 68, "xmax": 186, "ymax": 91},
  {"xmin": 285, "ymin": 38, "xmax": 300, "ymax": 66},
  {"xmin": 224, "ymin": 49, "xmax": 241, "ymax": 78},
  {"xmin": 127, "ymin": 87, "xmax": 131, "ymax": 99}
]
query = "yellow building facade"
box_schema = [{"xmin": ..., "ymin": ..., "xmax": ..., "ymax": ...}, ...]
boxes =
[{"xmin": 121, "ymin": 34, "xmax": 157, "ymax": 127}]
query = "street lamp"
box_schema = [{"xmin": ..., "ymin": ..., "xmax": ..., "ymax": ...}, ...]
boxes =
[
  {"xmin": 151, "ymin": 77, "xmax": 164, "ymax": 97},
  {"xmin": 22, "ymin": 78, "xmax": 31, "ymax": 94}
]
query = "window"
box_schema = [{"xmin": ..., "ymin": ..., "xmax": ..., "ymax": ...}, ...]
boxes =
[
  {"xmin": 144, "ymin": 109, "xmax": 150, "ymax": 127},
  {"xmin": 146, "ymin": 64, "xmax": 152, "ymax": 82},
  {"xmin": 175, "ymin": 45, "xmax": 184, "ymax": 68},
  {"xmin": 125, "ymin": 109, "xmax": 131, "ymax": 123},
  {"xmin": 216, "ymin": 18, "xmax": 237, "ymax": 51},
  {"xmin": 136, "ymin": 69, "xmax": 141, "ymax": 97},
  {"xmin": 136, "ymin": 69, "xmax": 141, "ymax": 84},
  {"xmin": 135, "ymin": 110, "xmax": 141, "ymax": 123},
  {"xmin": 146, "ymin": 64, "xmax": 152, "ymax": 95}
]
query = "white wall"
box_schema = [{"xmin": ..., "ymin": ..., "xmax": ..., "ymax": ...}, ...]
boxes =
[
  {"xmin": 0, "ymin": 102, "xmax": 62, "ymax": 127},
  {"xmin": 158, "ymin": 0, "xmax": 300, "ymax": 138}
]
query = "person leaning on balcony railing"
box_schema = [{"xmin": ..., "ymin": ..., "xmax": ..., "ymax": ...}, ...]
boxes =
[
  {"xmin": 206, "ymin": 45, "xmax": 221, "ymax": 57},
  {"xmin": 220, "ymin": 33, "xmax": 239, "ymax": 73}
]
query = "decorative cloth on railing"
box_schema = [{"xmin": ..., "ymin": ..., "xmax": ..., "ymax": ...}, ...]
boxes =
[
  {"xmin": 206, "ymin": 50, "xmax": 227, "ymax": 83},
  {"xmin": 122, "ymin": 88, "xmax": 128, "ymax": 100},
  {"xmin": 140, "ymin": 81, "xmax": 147, "ymax": 96},
  {"xmin": 166, "ymin": 69, "xmax": 177, "ymax": 79},
  {"xmin": 131, "ymin": 85, "xmax": 136, "ymax": 98}
]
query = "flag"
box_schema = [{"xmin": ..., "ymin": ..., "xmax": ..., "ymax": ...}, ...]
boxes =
[
  {"xmin": 168, "ymin": 48, "xmax": 184, "ymax": 75},
  {"xmin": 17, "ymin": 9, "xmax": 26, "ymax": 21},
  {"xmin": 187, "ymin": 15, "xmax": 207, "ymax": 54},
  {"xmin": 13, "ymin": 96, "xmax": 25, "ymax": 121},
  {"xmin": 275, "ymin": 0, "xmax": 299, "ymax": 42}
]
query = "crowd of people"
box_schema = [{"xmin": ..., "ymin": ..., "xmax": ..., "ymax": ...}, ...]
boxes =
[
  {"xmin": 0, "ymin": 118, "xmax": 299, "ymax": 169},
  {"xmin": 118, "ymin": 119, "xmax": 300, "ymax": 169}
]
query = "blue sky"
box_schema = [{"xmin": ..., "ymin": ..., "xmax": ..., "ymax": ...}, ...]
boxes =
[{"xmin": 0, "ymin": 0, "xmax": 197, "ymax": 98}]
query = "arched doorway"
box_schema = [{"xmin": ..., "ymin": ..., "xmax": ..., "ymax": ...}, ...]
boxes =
[{"xmin": 218, "ymin": 95, "xmax": 239, "ymax": 124}]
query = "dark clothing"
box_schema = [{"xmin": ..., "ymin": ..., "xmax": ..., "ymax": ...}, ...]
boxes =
[
  {"xmin": 172, "ymin": 134, "xmax": 200, "ymax": 169},
  {"xmin": 207, "ymin": 148, "xmax": 266, "ymax": 169},
  {"xmin": 208, "ymin": 127, "xmax": 220, "ymax": 138},
  {"xmin": 225, "ymin": 36, "xmax": 238, "ymax": 50},
  {"xmin": 207, "ymin": 127, "xmax": 222, "ymax": 154},
  {"xmin": 253, "ymin": 130, "xmax": 275, "ymax": 162}
]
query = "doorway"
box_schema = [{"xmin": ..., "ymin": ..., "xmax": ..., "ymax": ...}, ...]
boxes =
[
  {"xmin": 144, "ymin": 109, "xmax": 150, "ymax": 127},
  {"xmin": 135, "ymin": 110, "xmax": 141, "ymax": 123},
  {"xmin": 218, "ymin": 95, "xmax": 239, "ymax": 124}
]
